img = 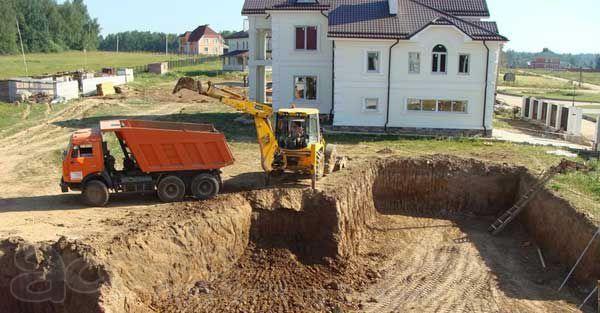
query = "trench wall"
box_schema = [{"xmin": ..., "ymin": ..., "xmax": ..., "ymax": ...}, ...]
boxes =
[
  {"xmin": 0, "ymin": 195, "xmax": 252, "ymax": 313},
  {"xmin": 520, "ymin": 174, "xmax": 600, "ymax": 283},
  {"xmin": 371, "ymin": 158, "xmax": 523, "ymax": 216}
]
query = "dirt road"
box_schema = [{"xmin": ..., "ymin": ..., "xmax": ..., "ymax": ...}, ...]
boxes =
[{"xmin": 0, "ymin": 84, "xmax": 263, "ymax": 242}]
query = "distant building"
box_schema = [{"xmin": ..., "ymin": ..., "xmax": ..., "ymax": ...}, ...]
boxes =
[
  {"xmin": 529, "ymin": 56, "xmax": 560, "ymax": 70},
  {"xmin": 178, "ymin": 25, "xmax": 224, "ymax": 56},
  {"xmin": 223, "ymin": 30, "xmax": 271, "ymax": 71}
]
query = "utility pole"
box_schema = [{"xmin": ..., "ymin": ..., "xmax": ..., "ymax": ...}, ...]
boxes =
[
  {"xmin": 165, "ymin": 34, "xmax": 168, "ymax": 56},
  {"xmin": 15, "ymin": 16, "xmax": 28, "ymax": 76},
  {"xmin": 116, "ymin": 35, "xmax": 119, "ymax": 53}
]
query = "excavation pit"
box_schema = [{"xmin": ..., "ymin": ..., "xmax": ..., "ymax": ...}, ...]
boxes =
[{"xmin": 1, "ymin": 156, "xmax": 598, "ymax": 312}]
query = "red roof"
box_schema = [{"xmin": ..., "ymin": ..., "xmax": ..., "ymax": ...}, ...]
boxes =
[{"xmin": 183, "ymin": 25, "xmax": 221, "ymax": 42}]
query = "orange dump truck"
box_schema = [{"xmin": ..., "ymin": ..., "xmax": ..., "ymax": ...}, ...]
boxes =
[{"xmin": 60, "ymin": 119, "xmax": 234, "ymax": 206}]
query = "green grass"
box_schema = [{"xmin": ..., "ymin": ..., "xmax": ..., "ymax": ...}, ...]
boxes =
[
  {"xmin": 498, "ymin": 72, "xmax": 579, "ymax": 89},
  {"xmin": 497, "ymin": 88, "xmax": 600, "ymax": 103},
  {"xmin": 0, "ymin": 51, "xmax": 192, "ymax": 79},
  {"xmin": 0, "ymin": 101, "xmax": 69, "ymax": 138},
  {"xmin": 529, "ymin": 69, "xmax": 600, "ymax": 86}
]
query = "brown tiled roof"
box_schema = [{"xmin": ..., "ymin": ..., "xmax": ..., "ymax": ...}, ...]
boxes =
[
  {"xmin": 243, "ymin": 0, "xmax": 331, "ymax": 14},
  {"xmin": 225, "ymin": 31, "xmax": 249, "ymax": 39},
  {"xmin": 412, "ymin": 0, "xmax": 489, "ymax": 16},
  {"xmin": 186, "ymin": 25, "xmax": 221, "ymax": 42},
  {"xmin": 178, "ymin": 31, "xmax": 191, "ymax": 40},
  {"xmin": 243, "ymin": 0, "xmax": 506, "ymax": 41},
  {"xmin": 328, "ymin": 0, "xmax": 506, "ymax": 41},
  {"xmin": 222, "ymin": 50, "xmax": 249, "ymax": 57}
]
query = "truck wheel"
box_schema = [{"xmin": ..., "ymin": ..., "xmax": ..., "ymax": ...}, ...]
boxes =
[
  {"xmin": 82, "ymin": 180, "xmax": 109, "ymax": 207},
  {"xmin": 157, "ymin": 176, "xmax": 186, "ymax": 202},
  {"xmin": 191, "ymin": 174, "xmax": 220, "ymax": 200}
]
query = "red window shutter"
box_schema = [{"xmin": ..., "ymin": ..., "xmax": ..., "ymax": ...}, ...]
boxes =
[
  {"xmin": 306, "ymin": 27, "xmax": 317, "ymax": 50},
  {"xmin": 295, "ymin": 27, "xmax": 305, "ymax": 50}
]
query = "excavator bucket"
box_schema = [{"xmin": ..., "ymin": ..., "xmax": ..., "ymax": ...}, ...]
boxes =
[{"xmin": 173, "ymin": 77, "xmax": 246, "ymax": 101}]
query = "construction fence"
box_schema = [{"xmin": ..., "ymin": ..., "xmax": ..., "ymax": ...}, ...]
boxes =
[
  {"xmin": 521, "ymin": 96, "xmax": 584, "ymax": 142},
  {"xmin": 130, "ymin": 56, "xmax": 221, "ymax": 74}
]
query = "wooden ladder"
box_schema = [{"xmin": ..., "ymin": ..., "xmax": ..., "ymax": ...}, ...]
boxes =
[{"xmin": 488, "ymin": 169, "xmax": 558, "ymax": 236}]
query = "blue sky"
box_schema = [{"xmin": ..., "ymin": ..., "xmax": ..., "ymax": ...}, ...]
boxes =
[{"xmin": 79, "ymin": 0, "xmax": 599, "ymax": 53}]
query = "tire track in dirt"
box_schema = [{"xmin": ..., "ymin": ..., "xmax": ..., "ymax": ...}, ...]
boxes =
[{"xmin": 358, "ymin": 215, "xmax": 584, "ymax": 313}]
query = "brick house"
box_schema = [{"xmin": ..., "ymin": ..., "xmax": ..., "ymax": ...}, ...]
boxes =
[{"xmin": 178, "ymin": 25, "xmax": 224, "ymax": 56}]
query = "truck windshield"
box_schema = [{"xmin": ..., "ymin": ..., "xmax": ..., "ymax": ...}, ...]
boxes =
[{"xmin": 63, "ymin": 142, "xmax": 72, "ymax": 161}]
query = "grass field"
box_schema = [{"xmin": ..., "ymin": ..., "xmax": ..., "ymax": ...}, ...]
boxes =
[
  {"xmin": 529, "ymin": 69, "xmax": 600, "ymax": 86},
  {"xmin": 497, "ymin": 88, "xmax": 600, "ymax": 103},
  {"xmin": 0, "ymin": 51, "xmax": 192, "ymax": 79},
  {"xmin": 497, "ymin": 69, "xmax": 582, "ymax": 89},
  {"xmin": 498, "ymin": 68, "xmax": 600, "ymax": 103}
]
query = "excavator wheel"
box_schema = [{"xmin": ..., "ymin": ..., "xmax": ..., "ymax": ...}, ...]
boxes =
[
  {"xmin": 157, "ymin": 175, "xmax": 186, "ymax": 203},
  {"xmin": 82, "ymin": 180, "xmax": 109, "ymax": 207}
]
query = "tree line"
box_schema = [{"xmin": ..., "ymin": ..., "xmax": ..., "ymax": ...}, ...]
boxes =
[
  {"xmin": 98, "ymin": 31, "xmax": 180, "ymax": 53},
  {"xmin": 502, "ymin": 49, "xmax": 600, "ymax": 70},
  {"xmin": 97, "ymin": 30, "xmax": 240, "ymax": 54},
  {"xmin": 0, "ymin": 0, "xmax": 100, "ymax": 54}
]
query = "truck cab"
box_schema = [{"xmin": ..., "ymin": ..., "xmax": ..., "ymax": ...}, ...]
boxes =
[{"xmin": 61, "ymin": 128, "xmax": 105, "ymax": 191}]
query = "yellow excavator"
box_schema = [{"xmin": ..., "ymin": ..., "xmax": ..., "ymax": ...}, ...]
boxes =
[{"xmin": 173, "ymin": 78, "xmax": 346, "ymax": 188}]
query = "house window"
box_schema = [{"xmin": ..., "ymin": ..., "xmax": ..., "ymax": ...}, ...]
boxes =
[
  {"xmin": 364, "ymin": 98, "xmax": 379, "ymax": 111},
  {"xmin": 294, "ymin": 76, "xmax": 317, "ymax": 100},
  {"xmin": 409, "ymin": 52, "xmax": 420, "ymax": 74},
  {"xmin": 459, "ymin": 54, "xmax": 470, "ymax": 74},
  {"xmin": 407, "ymin": 99, "xmax": 468, "ymax": 113},
  {"xmin": 432, "ymin": 44, "xmax": 447, "ymax": 73},
  {"xmin": 367, "ymin": 51, "xmax": 380, "ymax": 73},
  {"xmin": 295, "ymin": 26, "xmax": 317, "ymax": 50}
]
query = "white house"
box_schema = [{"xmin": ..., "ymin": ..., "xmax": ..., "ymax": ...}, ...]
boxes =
[
  {"xmin": 242, "ymin": 0, "xmax": 507, "ymax": 136},
  {"xmin": 223, "ymin": 31, "xmax": 273, "ymax": 72}
]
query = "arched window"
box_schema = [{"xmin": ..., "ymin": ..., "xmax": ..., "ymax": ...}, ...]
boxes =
[{"xmin": 432, "ymin": 44, "xmax": 447, "ymax": 73}]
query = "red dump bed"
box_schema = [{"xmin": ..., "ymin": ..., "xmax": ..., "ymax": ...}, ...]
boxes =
[{"xmin": 100, "ymin": 119, "xmax": 234, "ymax": 173}]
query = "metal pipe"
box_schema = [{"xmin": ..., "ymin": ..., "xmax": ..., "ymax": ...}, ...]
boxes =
[
  {"xmin": 579, "ymin": 286, "xmax": 597, "ymax": 309},
  {"xmin": 559, "ymin": 227, "xmax": 600, "ymax": 291},
  {"xmin": 330, "ymin": 40, "xmax": 335, "ymax": 118},
  {"xmin": 384, "ymin": 39, "xmax": 400, "ymax": 132},
  {"xmin": 482, "ymin": 41, "xmax": 490, "ymax": 136}
]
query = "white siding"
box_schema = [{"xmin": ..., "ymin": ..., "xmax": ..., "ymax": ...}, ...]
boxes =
[
  {"xmin": 270, "ymin": 11, "xmax": 332, "ymax": 113},
  {"xmin": 333, "ymin": 25, "xmax": 501, "ymax": 131}
]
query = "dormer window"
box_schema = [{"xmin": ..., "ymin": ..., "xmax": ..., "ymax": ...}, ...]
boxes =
[{"xmin": 432, "ymin": 44, "xmax": 447, "ymax": 73}]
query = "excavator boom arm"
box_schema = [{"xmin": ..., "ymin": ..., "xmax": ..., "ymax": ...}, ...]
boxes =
[{"xmin": 192, "ymin": 81, "xmax": 279, "ymax": 173}]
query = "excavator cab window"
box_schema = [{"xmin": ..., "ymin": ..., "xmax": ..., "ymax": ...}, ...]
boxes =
[{"xmin": 276, "ymin": 113, "xmax": 320, "ymax": 150}]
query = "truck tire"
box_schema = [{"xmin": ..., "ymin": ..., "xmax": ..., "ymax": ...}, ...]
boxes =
[
  {"xmin": 157, "ymin": 175, "xmax": 186, "ymax": 203},
  {"xmin": 82, "ymin": 180, "xmax": 109, "ymax": 207},
  {"xmin": 191, "ymin": 173, "xmax": 220, "ymax": 200}
]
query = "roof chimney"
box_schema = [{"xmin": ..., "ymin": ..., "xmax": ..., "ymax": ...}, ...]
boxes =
[{"xmin": 389, "ymin": 0, "xmax": 398, "ymax": 15}]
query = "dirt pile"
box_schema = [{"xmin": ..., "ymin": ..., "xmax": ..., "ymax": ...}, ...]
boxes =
[{"xmin": 0, "ymin": 155, "xmax": 597, "ymax": 312}]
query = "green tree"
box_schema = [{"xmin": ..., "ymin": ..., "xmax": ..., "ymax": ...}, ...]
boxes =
[
  {"xmin": 0, "ymin": 0, "xmax": 18, "ymax": 54},
  {"xmin": 595, "ymin": 55, "xmax": 600, "ymax": 71}
]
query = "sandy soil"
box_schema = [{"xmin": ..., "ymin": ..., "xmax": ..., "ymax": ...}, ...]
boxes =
[{"xmin": 358, "ymin": 214, "xmax": 582, "ymax": 313}]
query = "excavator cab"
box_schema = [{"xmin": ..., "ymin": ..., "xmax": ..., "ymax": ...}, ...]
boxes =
[{"xmin": 275, "ymin": 109, "xmax": 321, "ymax": 150}]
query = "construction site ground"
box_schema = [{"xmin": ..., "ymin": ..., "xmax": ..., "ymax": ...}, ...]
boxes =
[{"xmin": 1, "ymin": 75, "xmax": 599, "ymax": 312}]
